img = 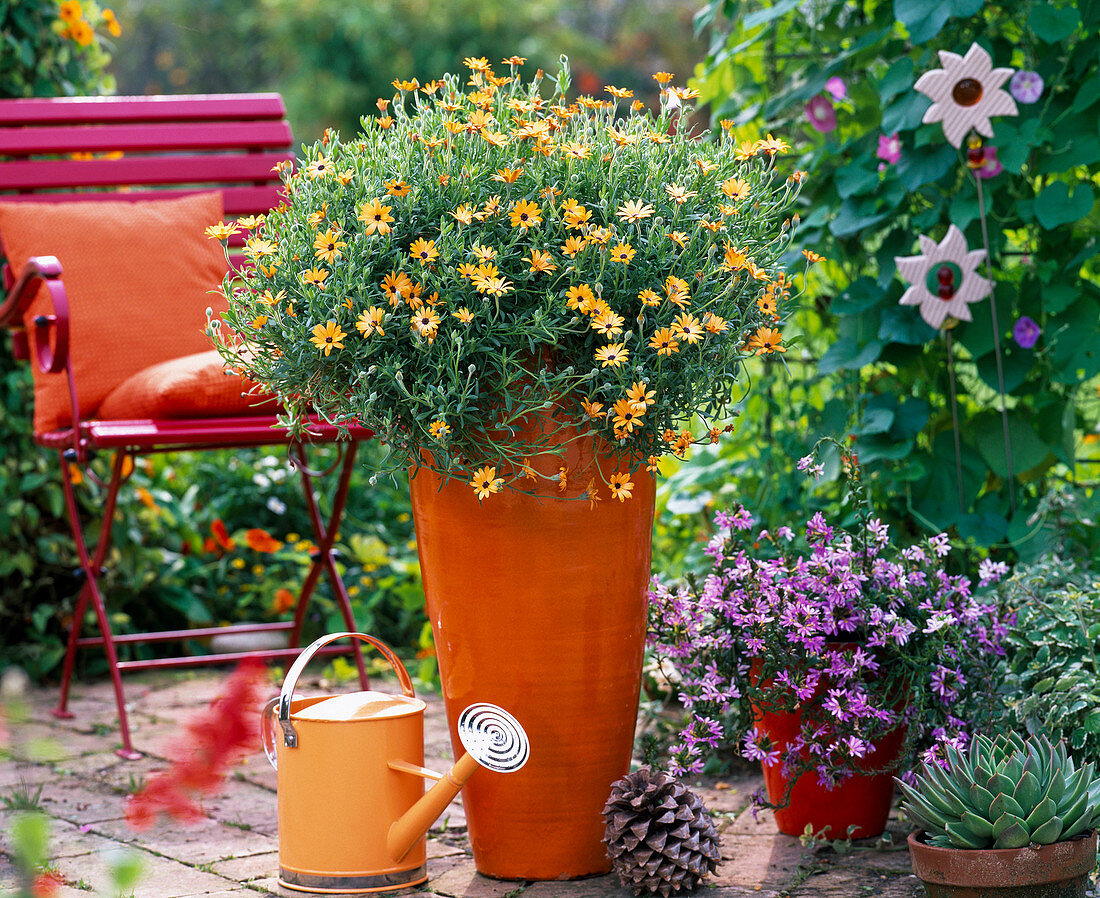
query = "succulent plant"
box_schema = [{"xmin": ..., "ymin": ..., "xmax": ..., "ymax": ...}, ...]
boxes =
[{"xmin": 897, "ymin": 732, "xmax": 1100, "ymax": 849}]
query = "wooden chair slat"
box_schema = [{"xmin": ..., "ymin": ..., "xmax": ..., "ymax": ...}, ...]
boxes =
[
  {"xmin": 0, "ymin": 93, "xmax": 287, "ymax": 125},
  {"xmin": 0, "ymin": 121, "xmax": 294, "ymax": 156},
  {"xmin": 0, "ymin": 152, "xmax": 291, "ymax": 191},
  {"xmin": 0, "ymin": 185, "xmax": 285, "ymax": 215}
]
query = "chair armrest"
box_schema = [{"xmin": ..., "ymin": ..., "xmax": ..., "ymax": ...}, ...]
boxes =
[{"xmin": 0, "ymin": 256, "xmax": 70, "ymax": 375}]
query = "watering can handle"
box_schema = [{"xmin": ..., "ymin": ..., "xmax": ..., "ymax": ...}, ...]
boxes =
[{"xmin": 274, "ymin": 632, "xmax": 416, "ymax": 751}]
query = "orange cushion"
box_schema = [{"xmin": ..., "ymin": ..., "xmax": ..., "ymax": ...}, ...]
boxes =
[
  {"xmin": 0, "ymin": 192, "xmax": 228, "ymax": 433},
  {"xmin": 97, "ymin": 350, "xmax": 278, "ymax": 420}
]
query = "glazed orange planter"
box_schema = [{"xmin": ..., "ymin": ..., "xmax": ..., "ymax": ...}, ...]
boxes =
[{"xmin": 409, "ymin": 443, "xmax": 655, "ymax": 880}]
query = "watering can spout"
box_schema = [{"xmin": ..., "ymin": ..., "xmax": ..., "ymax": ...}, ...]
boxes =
[
  {"xmin": 387, "ymin": 703, "xmax": 530, "ymax": 863},
  {"xmin": 387, "ymin": 753, "xmax": 480, "ymax": 862}
]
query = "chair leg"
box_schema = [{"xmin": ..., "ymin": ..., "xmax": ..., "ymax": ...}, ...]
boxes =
[
  {"xmin": 53, "ymin": 450, "xmax": 142, "ymax": 760},
  {"xmin": 289, "ymin": 442, "xmax": 369, "ymax": 689}
]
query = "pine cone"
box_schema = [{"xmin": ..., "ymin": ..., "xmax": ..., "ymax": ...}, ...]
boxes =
[{"xmin": 602, "ymin": 767, "xmax": 721, "ymax": 896}]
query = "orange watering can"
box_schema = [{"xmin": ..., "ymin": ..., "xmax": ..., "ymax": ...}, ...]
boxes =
[{"xmin": 261, "ymin": 632, "xmax": 529, "ymax": 893}]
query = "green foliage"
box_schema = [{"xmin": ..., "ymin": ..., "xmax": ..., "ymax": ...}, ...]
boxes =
[
  {"xmin": 0, "ymin": 0, "xmax": 119, "ymax": 98},
  {"xmin": 690, "ymin": 0, "xmax": 1100, "ymax": 552},
  {"xmin": 898, "ymin": 731, "xmax": 1100, "ymax": 849},
  {"xmin": 996, "ymin": 557, "xmax": 1100, "ymax": 766},
  {"xmin": 214, "ymin": 58, "xmax": 802, "ymax": 488},
  {"xmin": 107, "ymin": 0, "xmax": 703, "ymax": 143}
]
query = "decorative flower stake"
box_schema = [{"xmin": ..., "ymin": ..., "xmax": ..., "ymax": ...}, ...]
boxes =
[
  {"xmin": 895, "ymin": 224, "xmax": 991, "ymax": 329},
  {"xmin": 914, "ymin": 44, "xmax": 1017, "ymax": 148}
]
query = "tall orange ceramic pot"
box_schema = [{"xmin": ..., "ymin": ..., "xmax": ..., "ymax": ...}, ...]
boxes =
[{"xmin": 409, "ymin": 443, "xmax": 655, "ymax": 880}]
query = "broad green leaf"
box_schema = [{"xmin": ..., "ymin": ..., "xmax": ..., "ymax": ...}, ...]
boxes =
[
  {"xmin": 818, "ymin": 336, "xmax": 885, "ymax": 373},
  {"xmin": 1028, "ymin": 3, "xmax": 1081, "ymax": 42},
  {"xmin": 958, "ymin": 811, "xmax": 995, "ymax": 840},
  {"xmin": 958, "ymin": 512, "xmax": 1008, "ymax": 544},
  {"xmin": 856, "ymin": 406, "xmax": 895, "ymax": 435},
  {"xmin": 830, "ymin": 198, "xmax": 890, "ymax": 237},
  {"xmin": 993, "ymin": 820, "xmax": 1031, "ymax": 848},
  {"xmin": 944, "ymin": 821, "xmax": 988, "ymax": 848},
  {"xmin": 974, "ymin": 342, "xmax": 1035, "ymax": 395},
  {"xmin": 835, "ymin": 164, "xmax": 880, "ymax": 199},
  {"xmin": 1030, "ymin": 816, "xmax": 1064, "ymax": 844},
  {"xmin": 897, "ymin": 143, "xmax": 957, "ymax": 191},
  {"xmin": 878, "ymin": 303, "xmax": 938, "ymax": 345},
  {"xmin": 881, "ymin": 90, "xmax": 930, "ymax": 134},
  {"xmin": 879, "ymin": 57, "xmax": 916, "ymax": 103},
  {"xmin": 743, "ymin": 0, "xmax": 804, "ymax": 30},
  {"xmin": 831, "ymin": 277, "xmax": 884, "ymax": 315},
  {"xmin": 1035, "ymin": 181, "xmax": 1095, "ymax": 229},
  {"xmin": 972, "ymin": 411, "xmax": 1053, "ymax": 478},
  {"xmin": 894, "ymin": 0, "xmax": 983, "ymax": 42}
]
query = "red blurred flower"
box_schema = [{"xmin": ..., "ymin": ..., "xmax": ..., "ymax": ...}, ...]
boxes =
[
  {"xmin": 32, "ymin": 871, "xmax": 65, "ymax": 897},
  {"xmin": 245, "ymin": 528, "xmax": 283, "ymax": 553},
  {"xmin": 126, "ymin": 659, "xmax": 267, "ymax": 830},
  {"xmin": 272, "ymin": 588, "xmax": 296, "ymax": 615},
  {"xmin": 210, "ymin": 519, "xmax": 235, "ymax": 551}
]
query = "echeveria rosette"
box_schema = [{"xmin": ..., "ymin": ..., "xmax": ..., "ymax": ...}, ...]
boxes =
[
  {"xmin": 647, "ymin": 502, "xmax": 1009, "ymax": 791},
  {"xmin": 898, "ymin": 732, "xmax": 1100, "ymax": 849},
  {"xmin": 914, "ymin": 44, "xmax": 1017, "ymax": 148},
  {"xmin": 895, "ymin": 225, "xmax": 991, "ymax": 329}
]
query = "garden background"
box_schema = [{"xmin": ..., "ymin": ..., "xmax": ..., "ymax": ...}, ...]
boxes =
[{"xmin": 2, "ymin": 0, "xmax": 1098, "ymax": 725}]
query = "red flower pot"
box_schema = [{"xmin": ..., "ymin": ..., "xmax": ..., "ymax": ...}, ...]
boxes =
[
  {"xmin": 409, "ymin": 451, "xmax": 655, "ymax": 880},
  {"xmin": 750, "ymin": 653, "xmax": 906, "ymax": 839}
]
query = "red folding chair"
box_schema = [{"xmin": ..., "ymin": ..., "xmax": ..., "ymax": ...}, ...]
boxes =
[{"xmin": 0, "ymin": 94, "xmax": 370, "ymax": 758}]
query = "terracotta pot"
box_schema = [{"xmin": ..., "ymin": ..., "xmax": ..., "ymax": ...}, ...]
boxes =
[
  {"xmin": 409, "ymin": 450, "xmax": 655, "ymax": 880},
  {"xmin": 907, "ymin": 829, "xmax": 1098, "ymax": 897},
  {"xmin": 750, "ymin": 652, "xmax": 906, "ymax": 839}
]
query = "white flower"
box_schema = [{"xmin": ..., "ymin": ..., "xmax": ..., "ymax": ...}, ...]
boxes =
[
  {"xmin": 895, "ymin": 224, "xmax": 991, "ymax": 329},
  {"xmin": 914, "ymin": 43, "xmax": 1017, "ymax": 148}
]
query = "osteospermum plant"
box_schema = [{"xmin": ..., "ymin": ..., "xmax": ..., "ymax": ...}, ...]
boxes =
[{"xmin": 211, "ymin": 56, "xmax": 804, "ymax": 499}]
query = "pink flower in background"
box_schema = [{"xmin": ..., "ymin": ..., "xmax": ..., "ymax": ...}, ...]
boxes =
[
  {"xmin": 877, "ymin": 132, "xmax": 902, "ymax": 165},
  {"xmin": 1013, "ymin": 316, "xmax": 1041, "ymax": 349},
  {"xmin": 975, "ymin": 145, "xmax": 1003, "ymax": 179},
  {"xmin": 825, "ymin": 76, "xmax": 847, "ymax": 100},
  {"xmin": 1009, "ymin": 70, "xmax": 1043, "ymax": 104},
  {"xmin": 805, "ymin": 95, "xmax": 837, "ymax": 132}
]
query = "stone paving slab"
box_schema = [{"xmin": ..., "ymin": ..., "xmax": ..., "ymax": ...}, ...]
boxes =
[{"xmin": 1, "ymin": 670, "xmax": 937, "ymax": 897}]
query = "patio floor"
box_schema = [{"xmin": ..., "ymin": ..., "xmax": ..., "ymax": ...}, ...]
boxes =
[{"xmin": 0, "ymin": 669, "xmax": 924, "ymax": 897}]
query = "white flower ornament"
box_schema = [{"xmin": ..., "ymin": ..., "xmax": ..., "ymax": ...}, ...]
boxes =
[
  {"xmin": 914, "ymin": 44, "xmax": 1017, "ymax": 148},
  {"xmin": 896, "ymin": 224, "xmax": 991, "ymax": 329}
]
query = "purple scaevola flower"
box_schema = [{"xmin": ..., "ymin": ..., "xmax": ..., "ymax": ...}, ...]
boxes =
[
  {"xmin": 877, "ymin": 132, "xmax": 901, "ymax": 166},
  {"xmin": 1010, "ymin": 70, "xmax": 1043, "ymax": 104},
  {"xmin": 1013, "ymin": 315, "xmax": 1041, "ymax": 349},
  {"xmin": 805, "ymin": 95, "xmax": 837, "ymax": 133},
  {"xmin": 825, "ymin": 76, "xmax": 847, "ymax": 100},
  {"xmin": 647, "ymin": 494, "xmax": 1010, "ymax": 816},
  {"xmin": 975, "ymin": 145, "xmax": 1003, "ymax": 179}
]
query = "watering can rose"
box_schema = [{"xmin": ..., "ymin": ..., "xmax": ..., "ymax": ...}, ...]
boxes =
[{"xmin": 211, "ymin": 55, "xmax": 804, "ymax": 499}]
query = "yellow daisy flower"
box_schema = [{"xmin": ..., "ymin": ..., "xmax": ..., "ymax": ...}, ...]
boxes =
[
  {"xmin": 358, "ymin": 199, "xmax": 394, "ymax": 236},
  {"xmin": 528, "ymin": 250, "xmax": 557, "ymax": 274},
  {"xmin": 313, "ymin": 228, "xmax": 346, "ymax": 264},
  {"xmin": 617, "ymin": 200, "xmax": 655, "ymax": 223},
  {"xmin": 747, "ymin": 326, "xmax": 786, "ymax": 354},
  {"xmin": 310, "ymin": 320, "xmax": 346, "ymax": 355},
  {"xmin": 356, "ymin": 306, "xmax": 386, "ymax": 336},
  {"xmin": 509, "ymin": 199, "xmax": 542, "ymax": 229},
  {"xmin": 610, "ymin": 243, "xmax": 636, "ymax": 266},
  {"xmin": 611, "ymin": 398, "xmax": 644, "ymax": 434},
  {"xmin": 595, "ymin": 343, "xmax": 629, "ymax": 368},
  {"xmin": 470, "ymin": 465, "xmax": 504, "ymax": 500},
  {"xmin": 649, "ymin": 327, "xmax": 679, "ymax": 356},
  {"xmin": 608, "ymin": 471, "xmax": 634, "ymax": 502},
  {"xmin": 409, "ymin": 238, "xmax": 439, "ymax": 267}
]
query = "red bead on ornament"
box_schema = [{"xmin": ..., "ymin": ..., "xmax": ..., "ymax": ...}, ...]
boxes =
[{"xmin": 937, "ymin": 265, "xmax": 956, "ymax": 300}]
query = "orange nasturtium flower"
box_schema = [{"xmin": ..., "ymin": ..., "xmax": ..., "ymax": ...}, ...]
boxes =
[
  {"xmin": 210, "ymin": 519, "xmax": 235, "ymax": 551},
  {"xmin": 470, "ymin": 466, "xmax": 504, "ymax": 500},
  {"xmin": 272, "ymin": 588, "xmax": 296, "ymax": 615},
  {"xmin": 69, "ymin": 18, "xmax": 95, "ymax": 46},
  {"xmin": 245, "ymin": 528, "xmax": 283, "ymax": 553},
  {"xmin": 310, "ymin": 320, "xmax": 346, "ymax": 356},
  {"xmin": 59, "ymin": 1, "xmax": 82, "ymax": 23}
]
